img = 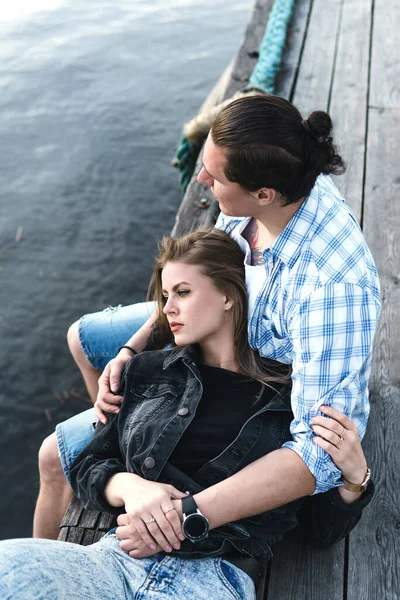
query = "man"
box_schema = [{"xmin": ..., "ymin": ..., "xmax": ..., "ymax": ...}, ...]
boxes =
[{"xmin": 33, "ymin": 95, "xmax": 380, "ymax": 540}]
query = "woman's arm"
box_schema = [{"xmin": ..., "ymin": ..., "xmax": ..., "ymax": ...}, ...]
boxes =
[
  {"xmin": 70, "ymin": 366, "xmax": 186, "ymax": 553},
  {"xmin": 69, "ymin": 414, "xmax": 128, "ymax": 514}
]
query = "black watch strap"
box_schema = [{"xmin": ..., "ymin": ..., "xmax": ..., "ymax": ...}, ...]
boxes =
[{"xmin": 182, "ymin": 494, "xmax": 198, "ymax": 515}]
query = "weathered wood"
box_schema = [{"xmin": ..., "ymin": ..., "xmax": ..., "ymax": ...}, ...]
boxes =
[
  {"xmin": 223, "ymin": 0, "xmax": 276, "ymax": 99},
  {"xmin": 61, "ymin": 494, "xmax": 85, "ymax": 528},
  {"xmin": 64, "ymin": 526, "xmax": 85, "ymax": 545},
  {"xmin": 171, "ymin": 0, "xmax": 276, "ymax": 238},
  {"xmin": 97, "ymin": 509, "xmax": 117, "ymax": 531},
  {"xmin": 198, "ymin": 59, "xmax": 235, "ymax": 115},
  {"xmin": 369, "ymin": 0, "xmax": 400, "ymax": 108},
  {"xmin": 57, "ymin": 527, "xmax": 69, "ymax": 542},
  {"xmin": 59, "ymin": 496, "xmax": 117, "ymax": 544},
  {"xmin": 346, "ymin": 106, "xmax": 400, "ymax": 600},
  {"xmin": 291, "ymin": 0, "xmax": 342, "ymax": 116},
  {"xmin": 274, "ymin": 0, "xmax": 312, "ymax": 101},
  {"xmin": 266, "ymin": 1, "xmax": 349, "ymax": 596},
  {"xmin": 329, "ymin": 0, "xmax": 373, "ymax": 220},
  {"xmin": 81, "ymin": 528, "xmax": 100, "ymax": 546},
  {"xmin": 267, "ymin": 530, "xmax": 345, "ymax": 600}
]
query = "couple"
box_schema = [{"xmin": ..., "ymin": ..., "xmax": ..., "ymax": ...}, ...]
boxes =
[{"xmin": 1, "ymin": 95, "xmax": 379, "ymax": 599}]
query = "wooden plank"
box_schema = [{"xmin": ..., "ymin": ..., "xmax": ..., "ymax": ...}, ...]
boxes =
[
  {"xmin": 97, "ymin": 510, "xmax": 117, "ymax": 532},
  {"xmin": 291, "ymin": 0, "xmax": 342, "ymax": 116},
  {"xmin": 329, "ymin": 0, "xmax": 373, "ymax": 221},
  {"xmin": 267, "ymin": 2, "xmax": 351, "ymax": 597},
  {"xmin": 198, "ymin": 59, "xmax": 235, "ymax": 115},
  {"xmin": 58, "ymin": 496, "xmax": 117, "ymax": 543},
  {"xmin": 64, "ymin": 526, "xmax": 85, "ymax": 545},
  {"xmin": 171, "ymin": 0, "xmax": 275, "ymax": 238},
  {"xmin": 346, "ymin": 106, "xmax": 400, "ymax": 600},
  {"xmin": 223, "ymin": 0, "xmax": 275, "ymax": 99},
  {"xmin": 59, "ymin": 495, "xmax": 84, "ymax": 528},
  {"xmin": 81, "ymin": 529, "xmax": 98, "ymax": 546},
  {"xmin": 369, "ymin": 0, "xmax": 400, "ymax": 108},
  {"xmin": 91, "ymin": 530, "xmax": 110, "ymax": 544},
  {"xmin": 267, "ymin": 530, "xmax": 345, "ymax": 600},
  {"xmin": 274, "ymin": 0, "xmax": 313, "ymax": 101},
  {"xmin": 57, "ymin": 527, "xmax": 69, "ymax": 542}
]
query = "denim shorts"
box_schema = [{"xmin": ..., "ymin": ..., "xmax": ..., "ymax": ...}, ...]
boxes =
[
  {"xmin": 56, "ymin": 301, "xmax": 155, "ymax": 483},
  {"xmin": 78, "ymin": 301, "xmax": 156, "ymax": 371}
]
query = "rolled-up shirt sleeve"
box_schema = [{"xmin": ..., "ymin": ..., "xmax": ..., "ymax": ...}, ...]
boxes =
[{"xmin": 282, "ymin": 283, "xmax": 380, "ymax": 494}]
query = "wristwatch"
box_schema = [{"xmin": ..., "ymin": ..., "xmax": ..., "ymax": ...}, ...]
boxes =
[
  {"xmin": 182, "ymin": 495, "xmax": 209, "ymax": 542},
  {"xmin": 342, "ymin": 467, "xmax": 371, "ymax": 493}
]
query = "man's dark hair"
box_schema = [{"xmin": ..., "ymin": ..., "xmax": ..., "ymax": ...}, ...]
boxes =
[{"xmin": 211, "ymin": 94, "xmax": 346, "ymax": 205}]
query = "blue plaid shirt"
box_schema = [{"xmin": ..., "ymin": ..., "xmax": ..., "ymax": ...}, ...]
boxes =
[{"xmin": 216, "ymin": 175, "xmax": 380, "ymax": 494}]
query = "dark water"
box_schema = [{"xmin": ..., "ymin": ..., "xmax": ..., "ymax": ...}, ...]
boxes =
[{"xmin": 0, "ymin": 0, "xmax": 252, "ymax": 539}]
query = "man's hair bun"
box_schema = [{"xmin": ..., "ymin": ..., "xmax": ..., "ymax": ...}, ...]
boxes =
[{"xmin": 306, "ymin": 111, "xmax": 333, "ymax": 141}]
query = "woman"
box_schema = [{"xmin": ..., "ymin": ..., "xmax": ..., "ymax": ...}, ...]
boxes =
[{"xmin": 0, "ymin": 230, "xmax": 373, "ymax": 600}]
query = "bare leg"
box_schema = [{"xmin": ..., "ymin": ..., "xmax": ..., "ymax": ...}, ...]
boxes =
[
  {"xmin": 33, "ymin": 322, "xmax": 102, "ymax": 539},
  {"xmin": 67, "ymin": 320, "xmax": 102, "ymax": 403},
  {"xmin": 33, "ymin": 433, "xmax": 74, "ymax": 539}
]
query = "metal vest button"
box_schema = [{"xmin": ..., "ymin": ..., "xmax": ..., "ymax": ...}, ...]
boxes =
[
  {"xmin": 178, "ymin": 407, "xmax": 189, "ymax": 416},
  {"xmin": 144, "ymin": 457, "xmax": 155, "ymax": 469}
]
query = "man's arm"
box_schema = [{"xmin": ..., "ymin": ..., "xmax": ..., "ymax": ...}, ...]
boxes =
[
  {"xmin": 95, "ymin": 311, "xmax": 158, "ymax": 421},
  {"xmin": 170, "ymin": 448, "xmax": 315, "ymax": 528},
  {"xmin": 110, "ymin": 311, "xmax": 158, "ymax": 389},
  {"xmin": 281, "ymin": 283, "xmax": 380, "ymax": 494},
  {"xmin": 115, "ymin": 447, "xmax": 314, "ymax": 557},
  {"xmin": 171, "ymin": 284, "xmax": 379, "ymax": 522}
]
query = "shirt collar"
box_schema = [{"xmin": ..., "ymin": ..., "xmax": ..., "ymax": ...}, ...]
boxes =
[
  {"xmin": 267, "ymin": 181, "xmax": 321, "ymax": 267},
  {"xmin": 163, "ymin": 344, "xmax": 200, "ymax": 370}
]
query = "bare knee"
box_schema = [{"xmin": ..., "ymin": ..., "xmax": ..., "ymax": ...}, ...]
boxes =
[
  {"xmin": 38, "ymin": 432, "xmax": 66, "ymax": 484},
  {"xmin": 67, "ymin": 320, "xmax": 89, "ymax": 368}
]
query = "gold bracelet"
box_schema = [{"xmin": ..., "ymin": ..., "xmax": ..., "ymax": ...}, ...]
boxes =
[{"xmin": 342, "ymin": 468, "xmax": 371, "ymax": 493}]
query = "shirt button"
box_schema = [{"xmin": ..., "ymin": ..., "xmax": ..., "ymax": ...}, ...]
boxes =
[
  {"xmin": 144, "ymin": 457, "xmax": 155, "ymax": 469},
  {"xmin": 178, "ymin": 407, "xmax": 189, "ymax": 416}
]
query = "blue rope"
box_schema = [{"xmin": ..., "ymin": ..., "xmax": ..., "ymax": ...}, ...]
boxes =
[
  {"xmin": 173, "ymin": 0, "xmax": 296, "ymax": 192},
  {"xmin": 174, "ymin": 134, "xmax": 202, "ymax": 191},
  {"xmin": 249, "ymin": 0, "xmax": 296, "ymax": 93}
]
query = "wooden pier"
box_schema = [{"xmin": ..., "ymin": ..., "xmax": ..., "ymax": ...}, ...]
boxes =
[{"xmin": 60, "ymin": 0, "xmax": 400, "ymax": 597}]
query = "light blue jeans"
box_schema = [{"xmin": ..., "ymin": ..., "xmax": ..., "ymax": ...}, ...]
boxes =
[{"xmin": 0, "ymin": 533, "xmax": 256, "ymax": 600}]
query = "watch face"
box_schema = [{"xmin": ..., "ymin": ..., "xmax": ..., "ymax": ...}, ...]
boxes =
[{"xmin": 183, "ymin": 513, "xmax": 209, "ymax": 541}]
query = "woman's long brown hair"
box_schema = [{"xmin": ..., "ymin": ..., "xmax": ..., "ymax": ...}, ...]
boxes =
[{"xmin": 147, "ymin": 228, "xmax": 291, "ymax": 390}]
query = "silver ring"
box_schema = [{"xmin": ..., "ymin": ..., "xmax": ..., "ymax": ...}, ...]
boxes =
[{"xmin": 143, "ymin": 517, "xmax": 156, "ymax": 525}]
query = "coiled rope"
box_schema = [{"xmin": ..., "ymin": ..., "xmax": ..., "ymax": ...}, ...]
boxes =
[{"xmin": 172, "ymin": 0, "xmax": 296, "ymax": 191}]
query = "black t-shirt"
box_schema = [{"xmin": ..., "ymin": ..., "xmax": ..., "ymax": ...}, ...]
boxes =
[{"xmin": 169, "ymin": 364, "xmax": 266, "ymax": 476}]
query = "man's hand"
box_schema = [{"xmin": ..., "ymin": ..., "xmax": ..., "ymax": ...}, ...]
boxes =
[
  {"xmin": 94, "ymin": 349, "xmax": 133, "ymax": 424},
  {"xmin": 116, "ymin": 514, "xmax": 162, "ymax": 558}
]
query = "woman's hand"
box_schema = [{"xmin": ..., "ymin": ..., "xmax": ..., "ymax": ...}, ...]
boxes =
[
  {"xmin": 119, "ymin": 477, "xmax": 186, "ymax": 553},
  {"xmin": 94, "ymin": 349, "xmax": 133, "ymax": 424},
  {"xmin": 116, "ymin": 513, "xmax": 163, "ymax": 558},
  {"xmin": 311, "ymin": 405, "xmax": 368, "ymax": 502}
]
